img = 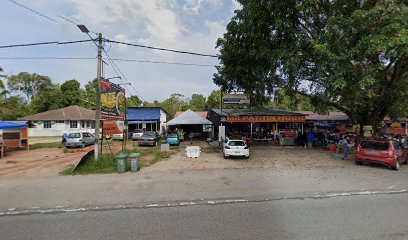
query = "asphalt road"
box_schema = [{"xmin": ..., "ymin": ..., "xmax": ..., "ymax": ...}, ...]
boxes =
[{"xmin": 1, "ymin": 192, "xmax": 407, "ymax": 240}]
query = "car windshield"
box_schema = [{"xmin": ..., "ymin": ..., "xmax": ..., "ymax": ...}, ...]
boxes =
[
  {"xmin": 133, "ymin": 129, "xmax": 144, "ymax": 133},
  {"xmin": 229, "ymin": 141, "xmax": 245, "ymax": 146},
  {"xmin": 143, "ymin": 132, "xmax": 156, "ymax": 137},
  {"xmin": 168, "ymin": 134, "xmax": 178, "ymax": 138},
  {"xmin": 68, "ymin": 133, "xmax": 81, "ymax": 138},
  {"xmin": 361, "ymin": 141, "xmax": 389, "ymax": 150}
]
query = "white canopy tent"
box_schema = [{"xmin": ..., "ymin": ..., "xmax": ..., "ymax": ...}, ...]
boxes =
[{"xmin": 167, "ymin": 110, "xmax": 212, "ymax": 125}]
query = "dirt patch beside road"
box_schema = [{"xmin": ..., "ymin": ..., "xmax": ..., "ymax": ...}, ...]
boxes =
[{"xmin": 142, "ymin": 141, "xmax": 352, "ymax": 173}]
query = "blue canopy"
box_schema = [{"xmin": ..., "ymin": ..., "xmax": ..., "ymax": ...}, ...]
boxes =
[
  {"xmin": 0, "ymin": 121, "xmax": 27, "ymax": 129},
  {"xmin": 127, "ymin": 108, "xmax": 160, "ymax": 121}
]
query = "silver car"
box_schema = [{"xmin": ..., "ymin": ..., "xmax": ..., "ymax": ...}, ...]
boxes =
[{"xmin": 65, "ymin": 132, "xmax": 96, "ymax": 148}]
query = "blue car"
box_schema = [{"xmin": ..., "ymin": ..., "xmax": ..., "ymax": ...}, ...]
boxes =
[{"xmin": 166, "ymin": 134, "xmax": 180, "ymax": 146}]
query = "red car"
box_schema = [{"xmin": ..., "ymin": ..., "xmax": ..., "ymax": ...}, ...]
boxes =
[{"xmin": 355, "ymin": 139, "xmax": 407, "ymax": 171}]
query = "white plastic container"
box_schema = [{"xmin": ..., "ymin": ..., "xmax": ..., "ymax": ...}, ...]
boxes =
[{"xmin": 185, "ymin": 146, "xmax": 201, "ymax": 158}]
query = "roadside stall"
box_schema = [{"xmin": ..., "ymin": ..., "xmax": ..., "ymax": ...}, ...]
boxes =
[
  {"xmin": 208, "ymin": 109, "xmax": 306, "ymax": 146},
  {"xmin": 167, "ymin": 110, "xmax": 213, "ymax": 140},
  {"xmin": 0, "ymin": 121, "xmax": 28, "ymax": 158}
]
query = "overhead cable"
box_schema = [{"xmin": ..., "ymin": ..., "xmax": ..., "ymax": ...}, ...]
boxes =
[
  {"xmin": 104, "ymin": 39, "xmax": 218, "ymax": 58},
  {"xmin": 0, "ymin": 56, "xmax": 215, "ymax": 66},
  {"xmin": 7, "ymin": 0, "xmax": 59, "ymax": 23},
  {"xmin": 0, "ymin": 39, "xmax": 96, "ymax": 49}
]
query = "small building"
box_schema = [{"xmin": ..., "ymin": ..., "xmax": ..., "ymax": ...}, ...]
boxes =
[
  {"xmin": 0, "ymin": 121, "xmax": 28, "ymax": 157},
  {"xmin": 126, "ymin": 107, "xmax": 167, "ymax": 134},
  {"xmin": 168, "ymin": 110, "xmax": 213, "ymax": 138},
  {"xmin": 208, "ymin": 108, "xmax": 306, "ymax": 145},
  {"xmin": 18, "ymin": 105, "xmax": 96, "ymax": 137}
]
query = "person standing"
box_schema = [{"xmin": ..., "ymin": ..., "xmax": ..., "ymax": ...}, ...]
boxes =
[
  {"xmin": 339, "ymin": 136, "xmax": 349, "ymax": 160},
  {"xmin": 306, "ymin": 132, "xmax": 315, "ymax": 149}
]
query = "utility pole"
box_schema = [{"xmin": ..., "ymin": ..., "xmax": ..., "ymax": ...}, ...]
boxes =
[
  {"xmin": 77, "ymin": 24, "xmax": 102, "ymax": 160},
  {"xmin": 94, "ymin": 33, "xmax": 102, "ymax": 160}
]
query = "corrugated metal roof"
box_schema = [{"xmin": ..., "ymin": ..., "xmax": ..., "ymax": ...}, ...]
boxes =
[
  {"xmin": 175, "ymin": 111, "xmax": 207, "ymax": 118},
  {"xmin": 168, "ymin": 110, "xmax": 212, "ymax": 125},
  {"xmin": 294, "ymin": 111, "xmax": 349, "ymax": 121},
  {"xmin": 211, "ymin": 108, "xmax": 305, "ymax": 117},
  {"xmin": 18, "ymin": 106, "xmax": 95, "ymax": 121},
  {"xmin": 127, "ymin": 108, "xmax": 161, "ymax": 121}
]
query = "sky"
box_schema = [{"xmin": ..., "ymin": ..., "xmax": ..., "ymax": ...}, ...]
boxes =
[{"xmin": 0, "ymin": 0, "xmax": 241, "ymax": 102}]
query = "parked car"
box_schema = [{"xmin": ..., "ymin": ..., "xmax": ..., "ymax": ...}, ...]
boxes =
[
  {"xmin": 139, "ymin": 131, "xmax": 161, "ymax": 146},
  {"xmin": 132, "ymin": 129, "xmax": 145, "ymax": 141},
  {"xmin": 355, "ymin": 139, "xmax": 407, "ymax": 170},
  {"xmin": 222, "ymin": 137, "xmax": 249, "ymax": 159},
  {"xmin": 112, "ymin": 133, "xmax": 124, "ymax": 140},
  {"xmin": 166, "ymin": 134, "xmax": 180, "ymax": 146},
  {"xmin": 65, "ymin": 132, "xmax": 95, "ymax": 148}
]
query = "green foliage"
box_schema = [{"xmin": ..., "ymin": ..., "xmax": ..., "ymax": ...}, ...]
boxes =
[
  {"xmin": 7, "ymin": 72, "xmax": 52, "ymax": 101},
  {"xmin": 215, "ymin": 0, "xmax": 408, "ymax": 128},
  {"xmin": 127, "ymin": 95, "xmax": 142, "ymax": 108},
  {"xmin": 189, "ymin": 94, "xmax": 207, "ymax": 111},
  {"xmin": 60, "ymin": 79, "xmax": 81, "ymax": 107},
  {"xmin": 207, "ymin": 90, "xmax": 222, "ymax": 109},
  {"xmin": 0, "ymin": 95, "xmax": 28, "ymax": 120},
  {"xmin": 29, "ymin": 84, "xmax": 62, "ymax": 114},
  {"xmin": 160, "ymin": 93, "xmax": 188, "ymax": 119}
]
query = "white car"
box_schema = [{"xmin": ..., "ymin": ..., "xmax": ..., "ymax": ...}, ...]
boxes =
[
  {"xmin": 112, "ymin": 133, "xmax": 124, "ymax": 140},
  {"xmin": 132, "ymin": 129, "xmax": 145, "ymax": 141},
  {"xmin": 222, "ymin": 137, "xmax": 249, "ymax": 159}
]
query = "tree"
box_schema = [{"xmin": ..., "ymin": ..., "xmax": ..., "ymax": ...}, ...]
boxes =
[
  {"xmin": 160, "ymin": 93, "xmax": 188, "ymax": 119},
  {"xmin": 215, "ymin": 0, "xmax": 408, "ymax": 132},
  {"xmin": 29, "ymin": 84, "xmax": 61, "ymax": 114},
  {"xmin": 126, "ymin": 95, "xmax": 142, "ymax": 108},
  {"xmin": 189, "ymin": 94, "xmax": 207, "ymax": 111},
  {"xmin": 206, "ymin": 90, "xmax": 223, "ymax": 109},
  {"xmin": 7, "ymin": 72, "xmax": 52, "ymax": 102},
  {"xmin": 60, "ymin": 79, "xmax": 81, "ymax": 107},
  {"xmin": 80, "ymin": 79, "xmax": 98, "ymax": 110},
  {"xmin": 0, "ymin": 96, "xmax": 28, "ymax": 120}
]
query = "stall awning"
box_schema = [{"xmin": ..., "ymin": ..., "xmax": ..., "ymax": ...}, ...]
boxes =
[
  {"xmin": 126, "ymin": 108, "xmax": 160, "ymax": 121},
  {"xmin": 0, "ymin": 121, "xmax": 28, "ymax": 129},
  {"xmin": 168, "ymin": 110, "xmax": 212, "ymax": 125}
]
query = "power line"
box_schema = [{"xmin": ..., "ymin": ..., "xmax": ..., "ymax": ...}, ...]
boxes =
[
  {"xmin": 0, "ymin": 39, "xmax": 96, "ymax": 49},
  {"xmin": 104, "ymin": 39, "xmax": 218, "ymax": 58},
  {"xmin": 0, "ymin": 56, "xmax": 216, "ymax": 66},
  {"xmin": 7, "ymin": 0, "xmax": 59, "ymax": 23},
  {"xmin": 102, "ymin": 49, "xmax": 146, "ymax": 102}
]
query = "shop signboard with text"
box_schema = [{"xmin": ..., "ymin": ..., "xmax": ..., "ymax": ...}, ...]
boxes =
[
  {"xmin": 102, "ymin": 120, "xmax": 124, "ymax": 137},
  {"xmin": 100, "ymin": 79, "xmax": 125, "ymax": 119},
  {"xmin": 226, "ymin": 115, "xmax": 305, "ymax": 123}
]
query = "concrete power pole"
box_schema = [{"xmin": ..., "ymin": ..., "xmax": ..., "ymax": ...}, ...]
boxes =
[{"xmin": 94, "ymin": 33, "xmax": 103, "ymax": 160}]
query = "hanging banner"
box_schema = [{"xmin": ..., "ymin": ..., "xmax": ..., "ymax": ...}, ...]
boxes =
[{"xmin": 100, "ymin": 79, "xmax": 125, "ymax": 119}]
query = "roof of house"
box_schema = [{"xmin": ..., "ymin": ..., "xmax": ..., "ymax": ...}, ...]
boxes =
[
  {"xmin": 210, "ymin": 108, "xmax": 305, "ymax": 117},
  {"xmin": 175, "ymin": 111, "xmax": 207, "ymax": 118},
  {"xmin": 0, "ymin": 121, "xmax": 28, "ymax": 129},
  {"xmin": 295, "ymin": 111, "xmax": 349, "ymax": 121},
  {"xmin": 168, "ymin": 110, "xmax": 212, "ymax": 125},
  {"xmin": 18, "ymin": 106, "xmax": 96, "ymax": 121}
]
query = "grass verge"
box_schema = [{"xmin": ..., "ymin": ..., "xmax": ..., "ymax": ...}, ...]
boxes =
[
  {"xmin": 71, "ymin": 146, "xmax": 178, "ymax": 175},
  {"xmin": 29, "ymin": 142, "xmax": 64, "ymax": 150}
]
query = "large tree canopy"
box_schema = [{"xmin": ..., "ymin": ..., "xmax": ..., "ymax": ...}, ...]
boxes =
[
  {"xmin": 215, "ymin": 0, "xmax": 407, "ymax": 129},
  {"xmin": 7, "ymin": 72, "xmax": 52, "ymax": 102}
]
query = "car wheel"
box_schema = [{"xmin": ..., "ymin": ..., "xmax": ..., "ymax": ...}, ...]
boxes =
[
  {"xmin": 223, "ymin": 153, "xmax": 227, "ymax": 159},
  {"xmin": 392, "ymin": 159, "xmax": 400, "ymax": 171},
  {"xmin": 356, "ymin": 160, "xmax": 362, "ymax": 165},
  {"xmin": 245, "ymin": 156, "xmax": 250, "ymax": 159},
  {"xmin": 81, "ymin": 142, "xmax": 85, "ymax": 148}
]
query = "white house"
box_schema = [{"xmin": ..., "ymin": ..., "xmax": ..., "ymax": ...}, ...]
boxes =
[{"xmin": 18, "ymin": 105, "xmax": 96, "ymax": 137}]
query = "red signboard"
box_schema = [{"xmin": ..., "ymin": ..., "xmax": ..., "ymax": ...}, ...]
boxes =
[
  {"xmin": 226, "ymin": 115, "xmax": 305, "ymax": 123},
  {"xmin": 102, "ymin": 120, "xmax": 124, "ymax": 136}
]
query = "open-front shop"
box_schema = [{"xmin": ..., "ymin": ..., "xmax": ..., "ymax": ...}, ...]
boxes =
[{"xmin": 208, "ymin": 109, "xmax": 306, "ymax": 146}]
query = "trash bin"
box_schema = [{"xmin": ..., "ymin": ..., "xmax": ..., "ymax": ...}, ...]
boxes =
[
  {"xmin": 129, "ymin": 153, "xmax": 140, "ymax": 172},
  {"xmin": 115, "ymin": 153, "xmax": 128, "ymax": 173}
]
